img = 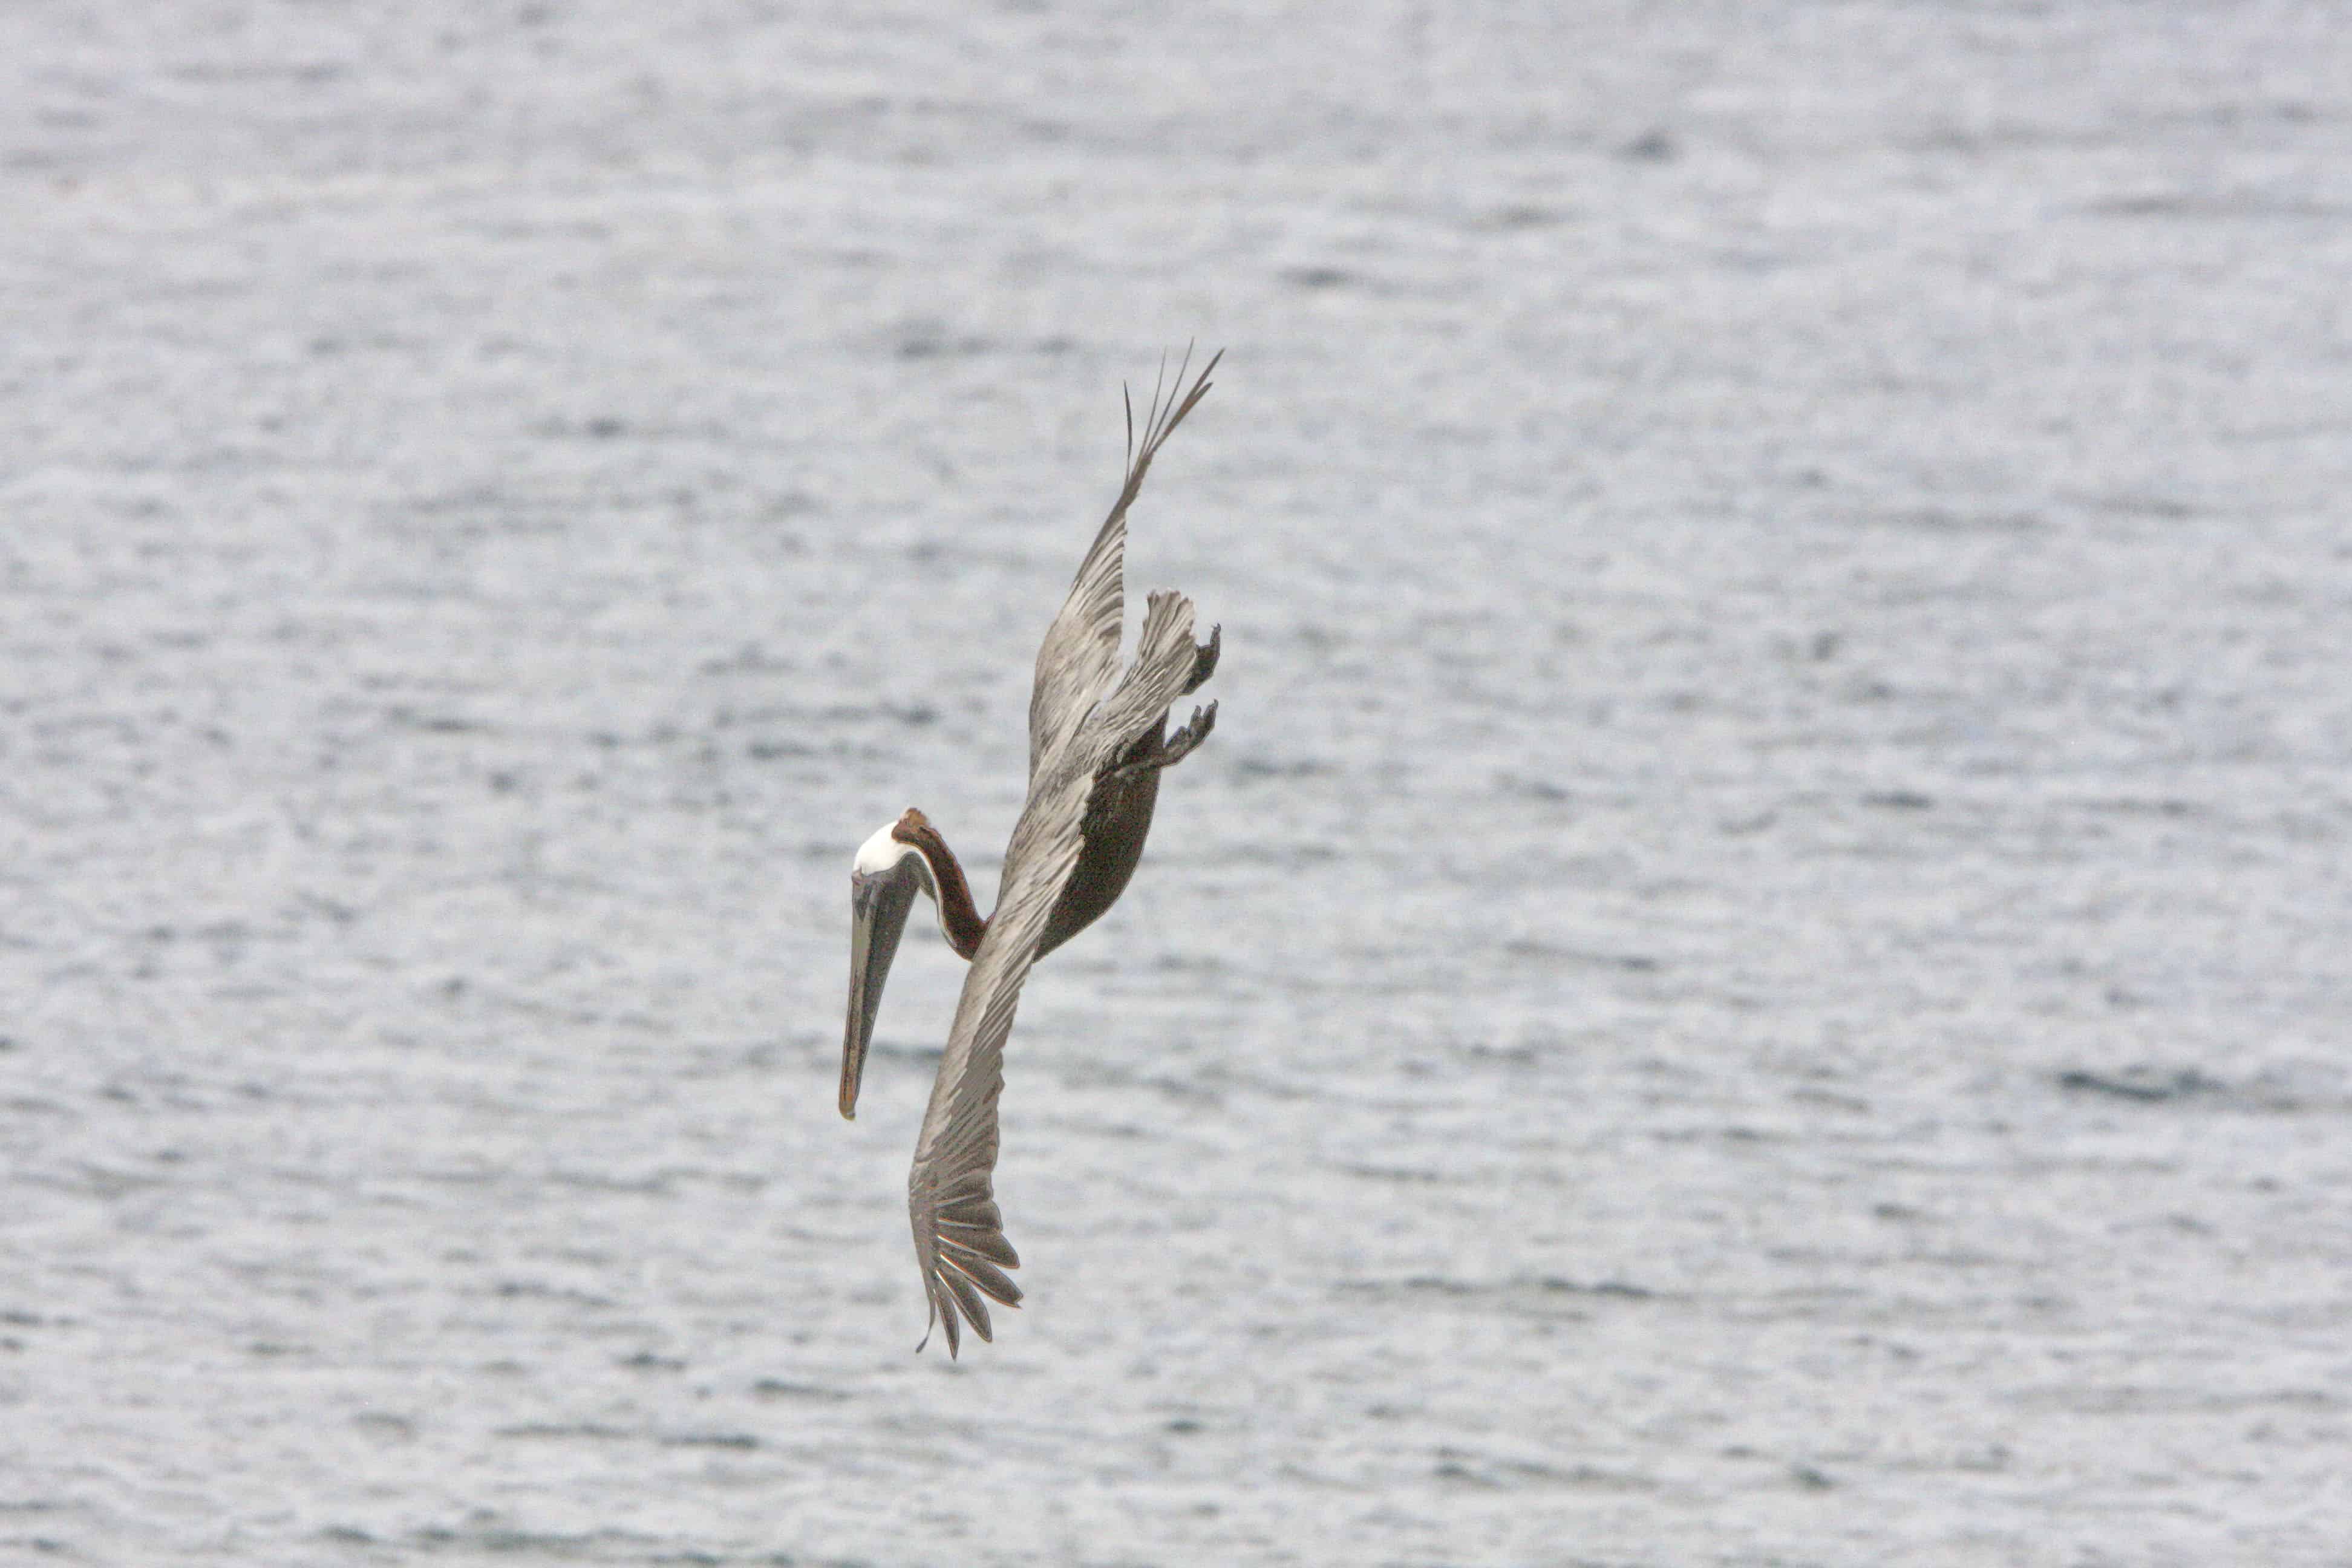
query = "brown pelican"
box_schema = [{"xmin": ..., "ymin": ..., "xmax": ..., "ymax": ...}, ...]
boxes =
[{"xmin": 839, "ymin": 350, "xmax": 1222, "ymax": 1356}]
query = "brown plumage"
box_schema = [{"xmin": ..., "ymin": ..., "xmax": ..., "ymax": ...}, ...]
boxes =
[{"xmin": 837, "ymin": 350, "xmax": 1223, "ymax": 1355}]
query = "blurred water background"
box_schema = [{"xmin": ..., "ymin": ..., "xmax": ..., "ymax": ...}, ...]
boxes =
[{"xmin": 6, "ymin": 3, "xmax": 2352, "ymax": 1563}]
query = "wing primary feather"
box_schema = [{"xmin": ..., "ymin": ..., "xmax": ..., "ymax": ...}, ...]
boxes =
[
  {"xmin": 938, "ymin": 1264, "xmax": 996, "ymax": 1344},
  {"xmin": 938, "ymin": 1223, "xmax": 1019, "ymax": 1268},
  {"xmin": 1158, "ymin": 341, "xmax": 1192, "ymax": 440},
  {"xmin": 937, "ymin": 1186, "xmax": 1000, "ymax": 1220},
  {"xmin": 929, "ymin": 1285, "xmax": 959, "ymax": 1359},
  {"xmin": 939, "ymin": 1247, "xmax": 1022, "ymax": 1307},
  {"xmin": 1024, "ymin": 348, "xmax": 1219, "ymax": 782}
]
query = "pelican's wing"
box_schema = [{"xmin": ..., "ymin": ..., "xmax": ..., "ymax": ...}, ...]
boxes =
[
  {"xmin": 1027, "ymin": 348, "xmax": 1220, "ymax": 783},
  {"xmin": 909, "ymin": 588, "xmax": 1211, "ymax": 1356}
]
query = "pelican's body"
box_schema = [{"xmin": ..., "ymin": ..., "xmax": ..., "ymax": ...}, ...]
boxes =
[
  {"xmin": 840, "ymin": 351, "xmax": 1222, "ymax": 1356},
  {"xmin": 848, "ymin": 715, "xmax": 1198, "ymax": 967}
]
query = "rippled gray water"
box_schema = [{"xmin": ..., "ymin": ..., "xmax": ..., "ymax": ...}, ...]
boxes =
[{"xmin": 7, "ymin": 4, "xmax": 2352, "ymax": 1563}]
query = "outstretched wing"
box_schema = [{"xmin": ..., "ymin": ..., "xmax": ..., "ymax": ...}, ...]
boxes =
[
  {"xmin": 908, "ymin": 589, "xmax": 1209, "ymax": 1356},
  {"xmin": 1026, "ymin": 347, "xmax": 1220, "ymax": 783}
]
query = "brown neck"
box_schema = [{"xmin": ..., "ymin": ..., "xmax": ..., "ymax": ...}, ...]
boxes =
[{"xmin": 892, "ymin": 808, "xmax": 988, "ymax": 959}]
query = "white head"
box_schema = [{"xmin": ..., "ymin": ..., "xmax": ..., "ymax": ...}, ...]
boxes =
[
  {"xmin": 855, "ymin": 820, "xmax": 924, "ymax": 881},
  {"xmin": 853, "ymin": 817, "xmax": 942, "ymax": 926}
]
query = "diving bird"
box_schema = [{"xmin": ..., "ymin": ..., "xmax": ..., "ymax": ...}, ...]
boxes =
[{"xmin": 839, "ymin": 350, "xmax": 1223, "ymax": 1356}]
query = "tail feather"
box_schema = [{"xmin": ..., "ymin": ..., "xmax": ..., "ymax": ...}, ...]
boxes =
[{"xmin": 1086, "ymin": 590, "xmax": 1200, "ymax": 754}]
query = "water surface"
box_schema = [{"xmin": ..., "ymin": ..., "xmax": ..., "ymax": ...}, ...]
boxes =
[{"xmin": 6, "ymin": 4, "xmax": 2352, "ymax": 1563}]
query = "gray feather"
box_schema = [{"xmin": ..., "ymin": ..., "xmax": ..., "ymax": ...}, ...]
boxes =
[
  {"xmin": 904, "ymin": 350, "xmax": 1220, "ymax": 1358},
  {"xmin": 1025, "ymin": 348, "xmax": 1218, "ymax": 782}
]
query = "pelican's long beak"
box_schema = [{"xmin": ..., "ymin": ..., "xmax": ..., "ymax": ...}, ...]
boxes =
[{"xmin": 840, "ymin": 858, "xmax": 921, "ymax": 1120}]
